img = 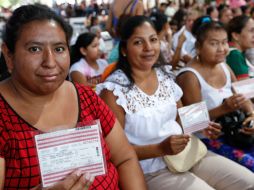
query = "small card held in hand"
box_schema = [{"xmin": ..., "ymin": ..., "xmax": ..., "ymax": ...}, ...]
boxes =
[
  {"xmin": 35, "ymin": 120, "xmax": 106, "ymax": 187},
  {"xmin": 178, "ymin": 101, "xmax": 210, "ymax": 134},
  {"xmin": 232, "ymin": 78, "xmax": 254, "ymax": 99}
]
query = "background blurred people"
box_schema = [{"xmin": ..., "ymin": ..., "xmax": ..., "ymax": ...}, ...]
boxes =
[
  {"xmin": 69, "ymin": 32, "xmax": 108, "ymax": 88},
  {"xmin": 226, "ymin": 15, "xmax": 254, "ymax": 79}
]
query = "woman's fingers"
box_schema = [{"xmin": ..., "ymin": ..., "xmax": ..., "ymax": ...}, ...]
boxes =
[{"xmin": 71, "ymin": 172, "xmax": 94, "ymax": 190}]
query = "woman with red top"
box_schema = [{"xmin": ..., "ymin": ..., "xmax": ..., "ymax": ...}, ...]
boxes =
[{"xmin": 0, "ymin": 4, "xmax": 147, "ymax": 190}]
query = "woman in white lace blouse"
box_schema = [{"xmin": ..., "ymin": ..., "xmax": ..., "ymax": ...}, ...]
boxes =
[{"xmin": 96, "ymin": 16, "xmax": 254, "ymax": 190}]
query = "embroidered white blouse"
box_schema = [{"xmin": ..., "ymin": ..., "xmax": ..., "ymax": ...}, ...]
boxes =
[{"xmin": 97, "ymin": 65, "xmax": 183, "ymax": 174}]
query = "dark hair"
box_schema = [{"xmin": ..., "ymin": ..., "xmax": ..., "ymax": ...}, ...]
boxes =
[
  {"xmin": 149, "ymin": 12, "xmax": 168, "ymax": 33},
  {"xmin": 3, "ymin": 4, "xmax": 72, "ymax": 53},
  {"xmin": 71, "ymin": 32, "xmax": 97, "ymax": 64},
  {"xmin": 206, "ymin": 6, "xmax": 216, "ymax": 16},
  {"xmin": 192, "ymin": 16, "xmax": 212, "ymax": 37},
  {"xmin": 227, "ymin": 15, "xmax": 250, "ymax": 42},
  {"xmin": 194, "ymin": 21, "xmax": 227, "ymax": 48},
  {"xmin": 118, "ymin": 16, "xmax": 155, "ymax": 85},
  {"xmin": 117, "ymin": 16, "xmax": 168, "ymax": 87},
  {"xmin": 218, "ymin": 4, "xmax": 230, "ymax": 19},
  {"xmin": 171, "ymin": 8, "xmax": 187, "ymax": 31}
]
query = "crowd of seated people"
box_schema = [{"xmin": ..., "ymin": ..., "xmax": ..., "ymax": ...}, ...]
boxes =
[{"xmin": 1, "ymin": 1, "xmax": 254, "ymax": 190}]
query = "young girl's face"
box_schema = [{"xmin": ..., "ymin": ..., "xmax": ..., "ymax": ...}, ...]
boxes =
[{"xmin": 84, "ymin": 37, "xmax": 100, "ymax": 61}]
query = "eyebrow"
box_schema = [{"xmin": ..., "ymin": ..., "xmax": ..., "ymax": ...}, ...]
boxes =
[
  {"xmin": 208, "ymin": 38, "xmax": 228, "ymax": 41},
  {"xmin": 132, "ymin": 33, "xmax": 158, "ymax": 39},
  {"xmin": 24, "ymin": 41, "xmax": 68, "ymax": 46}
]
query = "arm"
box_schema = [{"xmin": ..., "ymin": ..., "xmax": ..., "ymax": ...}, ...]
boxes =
[
  {"xmin": 100, "ymin": 89, "xmax": 189, "ymax": 160},
  {"xmin": 70, "ymin": 71, "xmax": 94, "ymax": 88},
  {"xmin": 171, "ymin": 32, "xmax": 186, "ymax": 69},
  {"xmin": 134, "ymin": 1, "xmax": 145, "ymax": 15},
  {"xmin": 0, "ymin": 158, "xmax": 5, "ymax": 190},
  {"xmin": 105, "ymin": 6, "xmax": 114, "ymax": 37},
  {"xmin": 105, "ymin": 120, "xmax": 147, "ymax": 190}
]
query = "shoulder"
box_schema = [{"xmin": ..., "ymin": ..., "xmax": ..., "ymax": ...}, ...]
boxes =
[
  {"xmin": 106, "ymin": 69, "xmax": 129, "ymax": 84},
  {"xmin": 70, "ymin": 59, "xmax": 86, "ymax": 71},
  {"xmin": 227, "ymin": 49, "xmax": 244, "ymax": 60},
  {"xmin": 176, "ymin": 67, "xmax": 200, "ymax": 88},
  {"xmin": 97, "ymin": 59, "xmax": 108, "ymax": 67},
  {"xmin": 96, "ymin": 69, "xmax": 129, "ymax": 95}
]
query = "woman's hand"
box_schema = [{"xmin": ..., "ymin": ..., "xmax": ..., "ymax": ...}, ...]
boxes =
[
  {"xmin": 241, "ymin": 115, "xmax": 254, "ymax": 135},
  {"xmin": 159, "ymin": 134, "xmax": 190, "ymax": 155},
  {"xmin": 222, "ymin": 94, "xmax": 247, "ymax": 112},
  {"xmin": 202, "ymin": 122, "xmax": 222, "ymax": 139},
  {"xmin": 31, "ymin": 170, "xmax": 94, "ymax": 190}
]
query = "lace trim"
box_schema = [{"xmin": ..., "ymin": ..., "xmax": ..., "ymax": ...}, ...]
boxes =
[{"xmin": 97, "ymin": 67, "xmax": 182, "ymax": 114}]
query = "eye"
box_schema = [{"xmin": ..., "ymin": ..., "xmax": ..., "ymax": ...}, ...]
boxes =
[
  {"xmin": 151, "ymin": 37, "xmax": 158, "ymax": 43},
  {"xmin": 133, "ymin": 40, "xmax": 143, "ymax": 45},
  {"xmin": 28, "ymin": 46, "xmax": 41, "ymax": 52},
  {"xmin": 55, "ymin": 46, "xmax": 65, "ymax": 53}
]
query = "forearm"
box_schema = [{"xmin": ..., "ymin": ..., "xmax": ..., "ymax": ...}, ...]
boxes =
[
  {"xmin": 117, "ymin": 156, "xmax": 147, "ymax": 190},
  {"xmin": 171, "ymin": 45, "xmax": 182, "ymax": 69},
  {"xmin": 0, "ymin": 158, "xmax": 5, "ymax": 190},
  {"xmin": 133, "ymin": 143, "xmax": 163, "ymax": 161},
  {"xmin": 209, "ymin": 104, "xmax": 231, "ymax": 120},
  {"xmin": 241, "ymin": 99, "xmax": 254, "ymax": 114}
]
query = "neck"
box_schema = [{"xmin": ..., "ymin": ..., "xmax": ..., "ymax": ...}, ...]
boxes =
[
  {"xmin": 232, "ymin": 41, "xmax": 243, "ymax": 51},
  {"xmin": 132, "ymin": 68, "xmax": 154, "ymax": 84},
  {"xmin": 85, "ymin": 58, "xmax": 98, "ymax": 69},
  {"xmin": 8, "ymin": 79, "xmax": 56, "ymax": 107},
  {"xmin": 196, "ymin": 56, "xmax": 218, "ymax": 69}
]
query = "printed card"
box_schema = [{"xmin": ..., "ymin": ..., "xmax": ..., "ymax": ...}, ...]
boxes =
[
  {"xmin": 178, "ymin": 101, "xmax": 210, "ymax": 134},
  {"xmin": 232, "ymin": 78, "xmax": 254, "ymax": 99},
  {"xmin": 35, "ymin": 121, "xmax": 106, "ymax": 187}
]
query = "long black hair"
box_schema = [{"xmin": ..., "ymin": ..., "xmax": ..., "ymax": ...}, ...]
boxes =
[{"xmin": 115, "ymin": 15, "xmax": 170, "ymax": 87}]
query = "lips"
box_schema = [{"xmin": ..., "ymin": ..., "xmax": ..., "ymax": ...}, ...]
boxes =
[{"xmin": 38, "ymin": 73, "xmax": 59, "ymax": 81}]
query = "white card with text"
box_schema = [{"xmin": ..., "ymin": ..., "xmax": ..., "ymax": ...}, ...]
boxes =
[
  {"xmin": 35, "ymin": 121, "xmax": 106, "ymax": 187},
  {"xmin": 178, "ymin": 101, "xmax": 210, "ymax": 134},
  {"xmin": 232, "ymin": 78, "xmax": 254, "ymax": 99}
]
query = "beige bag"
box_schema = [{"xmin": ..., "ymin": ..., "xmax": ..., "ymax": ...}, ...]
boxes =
[{"xmin": 164, "ymin": 135, "xmax": 207, "ymax": 173}]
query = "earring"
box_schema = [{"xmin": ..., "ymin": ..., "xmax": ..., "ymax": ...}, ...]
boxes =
[{"xmin": 123, "ymin": 54, "xmax": 127, "ymax": 57}]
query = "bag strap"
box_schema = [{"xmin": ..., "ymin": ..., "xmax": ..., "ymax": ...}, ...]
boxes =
[{"xmin": 123, "ymin": 0, "xmax": 134, "ymax": 15}]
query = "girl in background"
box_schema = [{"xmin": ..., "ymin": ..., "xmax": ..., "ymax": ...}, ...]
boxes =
[{"xmin": 69, "ymin": 32, "xmax": 108, "ymax": 88}]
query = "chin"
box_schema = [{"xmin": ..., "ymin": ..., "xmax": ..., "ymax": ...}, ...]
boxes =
[{"xmin": 37, "ymin": 82, "xmax": 64, "ymax": 95}]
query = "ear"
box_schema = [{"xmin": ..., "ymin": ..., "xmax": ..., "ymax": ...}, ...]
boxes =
[
  {"xmin": 79, "ymin": 47, "xmax": 87, "ymax": 57},
  {"xmin": 1, "ymin": 43, "xmax": 14, "ymax": 74},
  {"xmin": 121, "ymin": 47, "xmax": 127, "ymax": 57},
  {"xmin": 231, "ymin": 32, "xmax": 240, "ymax": 42},
  {"xmin": 195, "ymin": 42, "xmax": 201, "ymax": 54}
]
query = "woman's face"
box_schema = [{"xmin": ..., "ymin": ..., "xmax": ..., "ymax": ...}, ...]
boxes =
[
  {"xmin": 123, "ymin": 22, "xmax": 160, "ymax": 71},
  {"xmin": 237, "ymin": 18, "xmax": 254, "ymax": 50},
  {"xmin": 83, "ymin": 37, "xmax": 100, "ymax": 61},
  {"xmin": 5, "ymin": 20, "xmax": 70, "ymax": 95},
  {"xmin": 220, "ymin": 9, "xmax": 233, "ymax": 25},
  {"xmin": 198, "ymin": 30, "xmax": 228, "ymax": 64}
]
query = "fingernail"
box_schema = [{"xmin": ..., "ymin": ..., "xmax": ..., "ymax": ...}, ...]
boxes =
[
  {"xmin": 84, "ymin": 172, "xmax": 91, "ymax": 181},
  {"xmin": 75, "ymin": 169, "xmax": 82, "ymax": 177},
  {"xmin": 90, "ymin": 175, "xmax": 95, "ymax": 182}
]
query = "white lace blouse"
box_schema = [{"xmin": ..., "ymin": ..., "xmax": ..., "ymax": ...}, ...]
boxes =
[{"xmin": 96, "ymin": 65, "xmax": 183, "ymax": 174}]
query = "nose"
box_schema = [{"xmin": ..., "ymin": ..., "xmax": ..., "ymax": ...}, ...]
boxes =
[
  {"xmin": 143, "ymin": 40, "xmax": 152, "ymax": 51},
  {"xmin": 42, "ymin": 47, "xmax": 56, "ymax": 68}
]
